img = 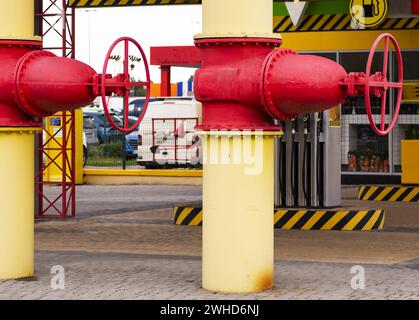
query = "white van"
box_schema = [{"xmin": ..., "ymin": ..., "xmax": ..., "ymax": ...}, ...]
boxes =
[{"xmin": 136, "ymin": 98, "xmax": 202, "ymax": 168}]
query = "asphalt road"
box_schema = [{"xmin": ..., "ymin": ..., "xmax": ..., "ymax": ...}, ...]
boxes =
[{"xmin": 40, "ymin": 185, "xmax": 203, "ymax": 219}]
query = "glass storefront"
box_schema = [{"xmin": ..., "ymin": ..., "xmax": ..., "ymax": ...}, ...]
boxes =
[{"xmin": 302, "ymin": 50, "xmax": 419, "ymax": 175}]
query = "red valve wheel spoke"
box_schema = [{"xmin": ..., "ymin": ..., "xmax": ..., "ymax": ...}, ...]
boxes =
[
  {"xmin": 365, "ymin": 33, "xmax": 403, "ymax": 136},
  {"xmin": 130, "ymin": 81, "xmax": 149, "ymax": 87},
  {"xmin": 123, "ymin": 39, "xmax": 130, "ymax": 130},
  {"xmin": 382, "ymin": 36, "xmax": 389, "ymax": 80},
  {"xmin": 101, "ymin": 37, "xmax": 151, "ymax": 133},
  {"xmin": 380, "ymin": 89, "xmax": 387, "ymax": 131},
  {"xmin": 368, "ymin": 81, "xmax": 403, "ymax": 88}
]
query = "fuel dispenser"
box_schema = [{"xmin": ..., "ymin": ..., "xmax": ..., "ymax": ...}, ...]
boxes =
[{"xmin": 275, "ymin": 110, "xmax": 341, "ymax": 208}]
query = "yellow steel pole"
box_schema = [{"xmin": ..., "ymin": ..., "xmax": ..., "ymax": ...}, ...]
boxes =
[
  {"xmin": 197, "ymin": 0, "xmax": 281, "ymax": 293},
  {"xmin": 0, "ymin": 0, "xmax": 40, "ymax": 41},
  {"xmin": 0, "ymin": 128, "xmax": 40, "ymax": 280},
  {"xmin": 0, "ymin": 0, "xmax": 40, "ymax": 280},
  {"xmin": 199, "ymin": 0, "xmax": 275, "ymax": 38},
  {"xmin": 201, "ymin": 132, "xmax": 280, "ymax": 292}
]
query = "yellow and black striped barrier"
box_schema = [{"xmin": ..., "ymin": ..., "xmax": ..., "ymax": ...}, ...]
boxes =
[
  {"xmin": 67, "ymin": 0, "xmax": 200, "ymax": 7},
  {"xmin": 274, "ymin": 209, "xmax": 384, "ymax": 231},
  {"xmin": 174, "ymin": 206, "xmax": 203, "ymax": 226},
  {"xmin": 173, "ymin": 207, "xmax": 384, "ymax": 231},
  {"xmin": 273, "ymin": 14, "xmax": 419, "ymax": 33},
  {"xmin": 358, "ymin": 185, "xmax": 419, "ymax": 202}
]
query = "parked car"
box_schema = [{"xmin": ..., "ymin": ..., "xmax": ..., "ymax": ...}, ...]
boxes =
[
  {"xmin": 136, "ymin": 97, "xmax": 202, "ymax": 168},
  {"xmin": 118, "ymin": 97, "xmax": 162, "ymax": 118},
  {"xmin": 126, "ymin": 129, "xmax": 139, "ymax": 159},
  {"xmin": 83, "ymin": 111, "xmax": 139, "ymax": 159},
  {"xmin": 83, "ymin": 111, "xmax": 124, "ymax": 144}
]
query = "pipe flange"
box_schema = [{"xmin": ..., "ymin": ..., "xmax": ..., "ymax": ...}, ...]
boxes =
[
  {"xmin": 260, "ymin": 48, "xmax": 297, "ymax": 121},
  {"xmin": 0, "ymin": 39, "xmax": 42, "ymax": 49},
  {"xmin": 14, "ymin": 50, "xmax": 57, "ymax": 117},
  {"xmin": 194, "ymin": 37, "xmax": 282, "ymax": 48},
  {"xmin": 196, "ymin": 123, "xmax": 281, "ymax": 131},
  {"xmin": 194, "ymin": 32, "xmax": 282, "ymax": 41}
]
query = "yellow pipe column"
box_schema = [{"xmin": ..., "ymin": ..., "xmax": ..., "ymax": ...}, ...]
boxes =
[
  {"xmin": 0, "ymin": 0, "xmax": 39, "ymax": 41},
  {"xmin": 197, "ymin": 0, "xmax": 282, "ymax": 293},
  {"xmin": 0, "ymin": 0, "xmax": 40, "ymax": 280},
  {"xmin": 200, "ymin": 0, "xmax": 274, "ymax": 38},
  {"xmin": 202, "ymin": 132, "xmax": 280, "ymax": 292},
  {"xmin": 0, "ymin": 128, "xmax": 40, "ymax": 279}
]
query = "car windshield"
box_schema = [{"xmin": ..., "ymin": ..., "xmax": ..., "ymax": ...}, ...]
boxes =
[{"xmin": 83, "ymin": 113, "xmax": 123, "ymax": 129}]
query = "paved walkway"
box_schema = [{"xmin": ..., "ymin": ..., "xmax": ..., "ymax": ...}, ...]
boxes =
[
  {"xmin": 1, "ymin": 251, "xmax": 418, "ymax": 300},
  {"xmin": 1, "ymin": 185, "xmax": 418, "ymax": 299}
]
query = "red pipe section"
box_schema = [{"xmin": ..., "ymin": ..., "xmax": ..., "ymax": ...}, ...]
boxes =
[
  {"xmin": 194, "ymin": 37, "xmax": 350, "ymax": 130},
  {"xmin": 15, "ymin": 51, "xmax": 97, "ymax": 117},
  {"xmin": 0, "ymin": 40, "xmax": 104, "ymax": 127},
  {"xmin": 261, "ymin": 49, "xmax": 347, "ymax": 120}
]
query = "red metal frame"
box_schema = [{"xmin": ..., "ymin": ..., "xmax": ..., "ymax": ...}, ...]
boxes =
[
  {"xmin": 150, "ymin": 46, "xmax": 201, "ymax": 97},
  {"xmin": 160, "ymin": 66, "xmax": 171, "ymax": 96},
  {"xmin": 35, "ymin": 0, "xmax": 76, "ymax": 218}
]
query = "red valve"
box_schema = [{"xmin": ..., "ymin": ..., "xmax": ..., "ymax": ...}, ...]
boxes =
[
  {"xmin": 364, "ymin": 33, "xmax": 404, "ymax": 136},
  {"xmin": 101, "ymin": 37, "xmax": 151, "ymax": 133}
]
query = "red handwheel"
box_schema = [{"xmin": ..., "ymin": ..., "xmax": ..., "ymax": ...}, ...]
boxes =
[
  {"xmin": 101, "ymin": 37, "xmax": 151, "ymax": 133},
  {"xmin": 365, "ymin": 33, "xmax": 403, "ymax": 136}
]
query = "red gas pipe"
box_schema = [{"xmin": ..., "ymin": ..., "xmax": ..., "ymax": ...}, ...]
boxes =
[
  {"xmin": 194, "ymin": 33, "xmax": 404, "ymax": 136},
  {"xmin": 0, "ymin": 37, "xmax": 151, "ymax": 131},
  {"xmin": 0, "ymin": 34, "xmax": 403, "ymax": 137}
]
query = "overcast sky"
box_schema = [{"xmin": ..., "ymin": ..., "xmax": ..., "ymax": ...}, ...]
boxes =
[{"xmin": 73, "ymin": 5, "xmax": 202, "ymax": 83}]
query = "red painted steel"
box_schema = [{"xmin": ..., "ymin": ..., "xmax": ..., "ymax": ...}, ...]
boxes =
[
  {"xmin": 194, "ymin": 37, "xmax": 282, "ymax": 130},
  {"xmin": 262, "ymin": 49, "xmax": 348, "ymax": 120},
  {"xmin": 101, "ymin": 37, "xmax": 151, "ymax": 133},
  {"xmin": 0, "ymin": 41, "xmax": 42, "ymax": 126},
  {"xmin": 412, "ymin": 0, "xmax": 419, "ymax": 14},
  {"xmin": 15, "ymin": 51, "xmax": 97, "ymax": 117},
  {"xmin": 161, "ymin": 66, "xmax": 171, "ymax": 96},
  {"xmin": 0, "ymin": 43, "xmax": 97, "ymax": 123},
  {"xmin": 364, "ymin": 33, "xmax": 403, "ymax": 136},
  {"xmin": 150, "ymin": 46, "xmax": 201, "ymax": 99},
  {"xmin": 150, "ymin": 46, "xmax": 201, "ymax": 67},
  {"xmin": 341, "ymin": 33, "xmax": 404, "ymax": 136},
  {"xmin": 1, "ymin": 38, "xmax": 150, "ymax": 131},
  {"xmin": 194, "ymin": 34, "xmax": 403, "ymax": 135}
]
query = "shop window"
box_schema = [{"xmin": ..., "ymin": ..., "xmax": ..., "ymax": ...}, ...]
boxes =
[{"xmin": 345, "ymin": 125, "xmax": 389, "ymax": 173}]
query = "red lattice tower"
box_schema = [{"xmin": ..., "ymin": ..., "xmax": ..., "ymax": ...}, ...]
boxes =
[{"xmin": 35, "ymin": 0, "xmax": 76, "ymax": 218}]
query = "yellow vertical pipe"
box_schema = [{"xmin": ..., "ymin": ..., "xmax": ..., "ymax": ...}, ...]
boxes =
[
  {"xmin": 0, "ymin": 0, "xmax": 41, "ymax": 280},
  {"xmin": 202, "ymin": 133, "xmax": 278, "ymax": 292},
  {"xmin": 0, "ymin": 0, "xmax": 39, "ymax": 41},
  {"xmin": 199, "ymin": 0, "xmax": 277, "ymax": 38},
  {"xmin": 0, "ymin": 128, "xmax": 39, "ymax": 280},
  {"xmin": 198, "ymin": 0, "xmax": 280, "ymax": 293}
]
